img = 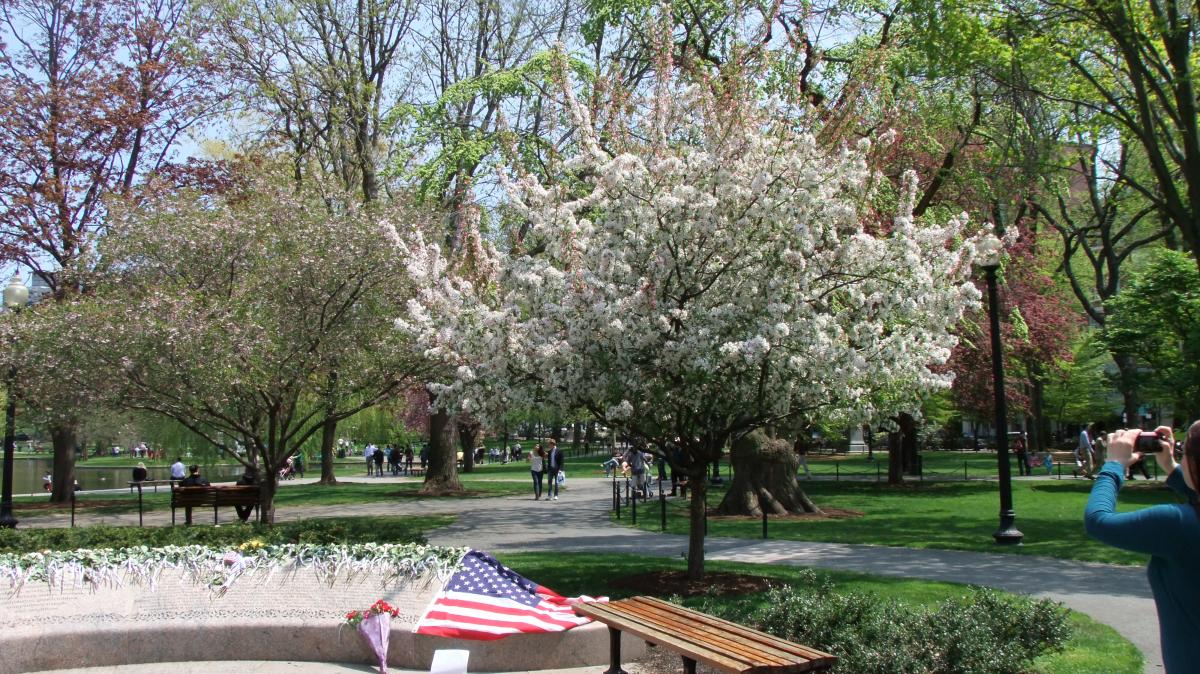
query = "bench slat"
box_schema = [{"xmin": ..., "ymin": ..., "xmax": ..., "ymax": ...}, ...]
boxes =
[
  {"xmin": 575, "ymin": 597, "xmax": 835, "ymax": 674},
  {"xmin": 171, "ymin": 486, "xmax": 261, "ymax": 525},
  {"xmin": 595, "ymin": 598, "xmax": 825, "ymax": 672},
  {"xmin": 575, "ymin": 602, "xmax": 753, "ymax": 673},
  {"xmin": 611, "ymin": 600, "xmax": 792, "ymax": 666},
  {"xmin": 616, "ymin": 597, "xmax": 825, "ymax": 669},
  {"xmin": 634, "ymin": 596, "xmax": 835, "ymax": 666}
]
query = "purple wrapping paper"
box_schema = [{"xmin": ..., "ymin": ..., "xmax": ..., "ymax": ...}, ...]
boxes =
[{"xmin": 357, "ymin": 611, "xmax": 392, "ymax": 674}]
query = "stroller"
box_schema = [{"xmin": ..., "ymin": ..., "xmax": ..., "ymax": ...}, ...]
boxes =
[{"xmin": 279, "ymin": 458, "xmax": 297, "ymax": 480}]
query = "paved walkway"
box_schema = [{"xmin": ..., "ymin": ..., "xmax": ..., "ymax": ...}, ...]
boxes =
[{"xmin": 18, "ymin": 475, "xmax": 1160, "ymax": 674}]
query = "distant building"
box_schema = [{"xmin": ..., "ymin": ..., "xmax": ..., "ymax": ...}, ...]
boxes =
[{"xmin": 28, "ymin": 271, "xmax": 53, "ymax": 304}]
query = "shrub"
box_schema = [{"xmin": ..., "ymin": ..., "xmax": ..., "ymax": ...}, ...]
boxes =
[
  {"xmin": 0, "ymin": 515, "xmax": 439, "ymax": 554},
  {"xmin": 694, "ymin": 571, "xmax": 1069, "ymax": 674}
]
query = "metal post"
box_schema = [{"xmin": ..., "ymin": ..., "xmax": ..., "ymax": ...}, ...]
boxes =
[
  {"xmin": 876, "ymin": 462, "xmax": 881, "ymax": 482},
  {"xmin": 986, "ymin": 264, "xmax": 1023, "ymax": 545},
  {"xmin": 761, "ymin": 504, "xmax": 768, "ymax": 539},
  {"xmin": 138, "ymin": 484, "xmax": 144, "ymax": 527},
  {"xmin": 835, "ymin": 463, "xmax": 839, "ymax": 482},
  {"xmin": 70, "ymin": 488, "xmax": 75, "ymax": 528},
  {"xmin": 604, "ymin": 627, "xmax": 627, "ymax": 674},
  {"xmin": 631, "ymin": 487, "xmax": 637, "ymax": 525},
  {"xmin": 964, "ymin": 461, "xmax": 968, "ymax": 481},
  {"xmin": 660, "ymin": 487, "xmax": 667, "ymax": 532}
]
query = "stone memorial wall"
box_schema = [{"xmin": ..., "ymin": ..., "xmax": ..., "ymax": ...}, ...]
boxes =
[{"xmin": 0, "ymin": 570, "xmax": 638, "ymax": 673}]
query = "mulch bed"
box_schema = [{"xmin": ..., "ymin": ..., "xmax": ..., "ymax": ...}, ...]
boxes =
[
  {"xmin": 611, "ymin": 570, "xmax": 775, "ymax": 597},
  {"xmin": 705, "ymin": 506, "xmax": 862, "ymax": 521},
  {"xmin": 16, "ymin": 500, "xmax": 118, "ymax": 511}
]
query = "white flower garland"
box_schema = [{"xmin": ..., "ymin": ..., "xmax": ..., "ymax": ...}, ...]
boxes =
[{"xmin": 0, "ymin": 543, "xmax": 467, "ymax": 597}]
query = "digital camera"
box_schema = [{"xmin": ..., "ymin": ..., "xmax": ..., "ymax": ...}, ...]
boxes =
[{"xmin": 1136, "ymin": 431, "xmax": 1164, "ymax": 454}]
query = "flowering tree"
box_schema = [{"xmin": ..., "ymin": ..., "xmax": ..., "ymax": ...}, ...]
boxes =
[
  {"xmin": 399, "ymin": 54, "xmax": 992, "ymax": 578},
  {"xmin": 22, "ymin": 165, "xmax": 433, "ymax": 521}
]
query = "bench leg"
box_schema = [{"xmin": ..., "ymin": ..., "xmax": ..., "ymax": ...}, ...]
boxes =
[
  {"xmin": 604, "ymin": 627, "xmax": 628, "ymax": 674},
  {"xmin": 682, "ymin": 657, "xmax": 697, "ymax": 674}
]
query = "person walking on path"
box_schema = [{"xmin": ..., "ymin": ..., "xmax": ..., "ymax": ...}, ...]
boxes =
[
  {"xmin": 546, "ymin": 439, "xmax": 565, "ymax": 501},
  {"xmin": 1086, "ymin": 423, "xmax": 1200, "ymax": 674},
  {"xmin": 364, "ymin": 444, "xmax": 376, "ymax": 476},
  {"xmin": 373, "ymin": 444, "xmax": 385, "ymax": 477},
  {"xmin": 530, "ymin": 445, "xmax": 546, "ymax": 500},
  {"xmin": 796, "ymin": 441, "xmax": 813, "ymax": 479},
  {"xmin": 1013, "ymin": 432, "xmax": 1029, "ymax": 476},
  {"xmin": 1076, "ymin": 423, "xmax": 1096, "ymax": 479},
  {"xmin": 389, "ymin": 445, "xmax": 402, "ymax": 476}
]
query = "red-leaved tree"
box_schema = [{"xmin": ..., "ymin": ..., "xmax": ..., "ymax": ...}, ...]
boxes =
[{"xmin": 0, "ymin": 0, "xmax": 220, "ymax": 501}]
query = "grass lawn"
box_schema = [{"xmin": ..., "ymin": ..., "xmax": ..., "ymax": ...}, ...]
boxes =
[
  {"xmin": 14, "ymin": 479, "xmax": 529, "ymax": 517},
  {"xmin": 496, "ymin": 552, "xmax": 1142, "ymax": 674},
  {"xmin": 616, "ymin": 478, "xmax": 1180, "ymax": 565}
]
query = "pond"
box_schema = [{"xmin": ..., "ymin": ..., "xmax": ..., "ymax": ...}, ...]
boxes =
[{"xmin": 11, "ymin": 457, "xmax": 245, "ymax": 495}]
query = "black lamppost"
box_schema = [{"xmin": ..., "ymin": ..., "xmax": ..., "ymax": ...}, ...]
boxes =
[
  {"xmin": 979, "ymin": 239, "xmax": 1022, "ymax": 545},
  {"xmin": 0, "ymin": 273, "xmax": 28, "ymax": 529}
]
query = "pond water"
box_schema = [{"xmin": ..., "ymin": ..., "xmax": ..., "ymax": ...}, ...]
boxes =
[{"xmin": 11, "ymin": 458, "xmax": 245, "ymax": 495}]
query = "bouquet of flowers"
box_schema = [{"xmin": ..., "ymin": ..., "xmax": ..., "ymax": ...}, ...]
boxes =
[{"xmin": 345, "ymin": 600, "xmax": 400, "ymax": 673}]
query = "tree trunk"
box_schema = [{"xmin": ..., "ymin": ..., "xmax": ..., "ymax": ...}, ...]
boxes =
[
  {"xmin": 887, "ymin": 429, "xmax": 903, "ymax": 485},
  {"xmin": 686, "ymin": 467, "xmax": 708, "ymax": 581},
  {"xmin": 571, "ymin": 421, "xmax": 582, "ymax": 452},
  {"xmin": 49, "ymin": 420, "xmax": 78, "ymax": 504},
  {"xmin": 319, "ymin": 417, "xmax": 338, "ymax": 485},
  {"xmin": 1030, "ymin": 376, "xmax": 1049, "ymax": 453},
  {"xmin": 585, "ymin": 421, "xmax": 596, "ymax": 452},
  {"xmin": 898, "ymin": 412, "xmax": 919, "ymax": 476},
  {"xmin": 258, "ymin": 471, "xmax": 278, "ymax": 524},
  {"xmin": 1113, "ymin": 353, "xmax": 1140, "ymax": 427},
  {"xmin": 715, "ymin": 431, "xmax": 821, "ymax": 515},
  {"xmin": 458, "ymin": 417, "xmax": 479, "ymax": 473},
  {"xmin": 421, "ymin": 403, "xmax": 463, "ymax": 494}
]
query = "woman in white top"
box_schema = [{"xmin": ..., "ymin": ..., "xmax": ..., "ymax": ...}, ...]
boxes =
[{"xmin": 530, "ymin": 445, "xmax": 546, "ymax": 500}]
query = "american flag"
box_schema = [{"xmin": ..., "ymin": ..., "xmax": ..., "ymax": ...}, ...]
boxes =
[{"xmin": 414, "ymin": 550, "xmax": 600, "ymax": 640}]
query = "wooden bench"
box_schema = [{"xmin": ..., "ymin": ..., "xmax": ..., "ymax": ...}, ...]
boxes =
[
  {"xmin": 572, "ymin": 595, "xmax": 836, "ymax": 674},
  {"xmin": 1046, "ymin": 451, "xmax": 1084, "ymax": 478},
  {"xmin": 171, "ymin": 485, "xmax": 261, "ymax": 525}
]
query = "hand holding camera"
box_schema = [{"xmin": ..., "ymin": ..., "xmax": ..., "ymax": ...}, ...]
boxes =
[{"xmin": 1108, "ymin": 427, "xmax": 1176, "ymax": 474}]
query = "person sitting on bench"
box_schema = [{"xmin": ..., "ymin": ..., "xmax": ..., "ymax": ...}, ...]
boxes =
[
  {"xmin": 234, "ymin": 467, "xmax": 257, "ymax": 522},
  {"xmin": 179, "ymin": 465, "xmax": 210, "ymax": 525}
]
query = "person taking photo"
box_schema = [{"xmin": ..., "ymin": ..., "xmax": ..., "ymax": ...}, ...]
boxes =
[{"xmin": 1085, "ymin": 423, "xmax": 1200, "ymax": 673}]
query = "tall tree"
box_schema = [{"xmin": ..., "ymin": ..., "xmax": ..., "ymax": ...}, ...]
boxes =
[
  {"xmin": 1029, "ymin": 141, "xmax": 1171, "ymax": 423},
  {"xmin": 398, "ymin": 54, "xmax": 992, "ymax": 579},
  {"xmin": 0, "ymin": 0, "xmax": 219, "ymax": 501},
  {"xmin": 1014, "ymin": 0, "xmax": 1200, "ymax": 269},
  {"xmin": 1105, "ymin": 249, "xmax": 1200, "ymax": 421},
  {"xmin": 212, "ymin": 0, "xmax": 418, "ymax": 202},
  {"xmin": 23, "ymin": 163, "xmax": 434, "ymax": 521}
]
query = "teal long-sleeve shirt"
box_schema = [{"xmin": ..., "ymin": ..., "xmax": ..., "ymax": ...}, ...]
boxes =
[{"xmin": 1085, "ymin": 460, "xmax": 1200, "ymax": 673}]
